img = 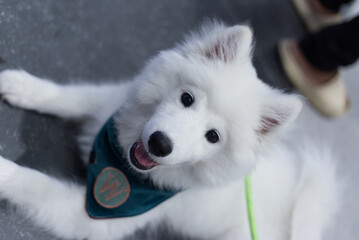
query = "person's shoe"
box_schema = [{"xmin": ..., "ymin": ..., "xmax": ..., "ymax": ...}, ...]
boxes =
[
  {"xmin": 278, "ymin": 39, "xmax": 350, "ymax": 117},
  {"xmin": 292, "ymin": 0, "xmax": 343, "ymax": 31}
]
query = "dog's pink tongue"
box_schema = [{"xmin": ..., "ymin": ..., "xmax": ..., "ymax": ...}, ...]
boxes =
[{"xmin": 134, "ymin": 140, "xmax": 158, "ymax": 168}]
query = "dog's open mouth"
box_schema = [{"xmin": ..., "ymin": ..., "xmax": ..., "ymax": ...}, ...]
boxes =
[{"xmin": 130, "ymin": 139, "xmax": 159, "ymax": 171}]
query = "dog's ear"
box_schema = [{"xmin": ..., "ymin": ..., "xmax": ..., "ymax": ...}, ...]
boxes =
[
  {"xmin": 183, "ymin": 22, "xmax": 253, "ymax": 63},
  {"xmin": 258, "ymin": 92, "xmax": 302, "ymax": 138},
  {"xmin": 204, "ymin": 25, "xmax": 253, "ymax": 63}
]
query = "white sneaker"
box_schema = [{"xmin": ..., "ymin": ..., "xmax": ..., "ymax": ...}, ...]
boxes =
[{"xmin": 278, "ymin": 39, "xmax": 350, "ymax": 117}]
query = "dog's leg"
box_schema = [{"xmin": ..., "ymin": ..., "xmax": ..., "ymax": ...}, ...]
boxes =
[
  {"xmin": 290, "ymin": 148, "xmax": 339, "ymax": 240},
  {"xmin": 0, "ymin": 155, "xmax": 98, "ymax": 239},
  {"xmin": 0, "ymin": 155, "xmax": 149, "ymax": 240},
  {"xmin": 0, "ymin": 69, "xmax": 131, "ymax": 119}
]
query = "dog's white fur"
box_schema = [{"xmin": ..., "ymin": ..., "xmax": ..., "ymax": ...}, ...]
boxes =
[{"xmin": 0, "ymin": 22, "xmax": 339, "ymax": 240}]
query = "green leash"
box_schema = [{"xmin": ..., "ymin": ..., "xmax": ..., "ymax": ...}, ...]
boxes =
[{"xmin": 245, "ymin": 176, "xmax": 258, "ymax": 240}]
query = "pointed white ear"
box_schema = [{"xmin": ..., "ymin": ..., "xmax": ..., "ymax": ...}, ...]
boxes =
[
  {"xmin": 182, "ymin": 22, "xmax": 253, "ymax": 63},
  {"xmin": 204, "ymin": 25, "xmax": 253, "ymax": 62},
  {"xmin": 258, "ymin": 93, "xmax": 302, "ymax": 136}
]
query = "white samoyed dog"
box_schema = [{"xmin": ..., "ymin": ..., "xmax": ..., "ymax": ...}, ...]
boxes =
[{"xmin": 0, "ymin": 22, "xmax": 339, "ymax": 240}]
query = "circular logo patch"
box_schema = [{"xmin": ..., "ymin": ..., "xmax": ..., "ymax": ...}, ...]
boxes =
[{"xmin": 93, "ymin": 167, "xmax": 130, "ymax": 209}]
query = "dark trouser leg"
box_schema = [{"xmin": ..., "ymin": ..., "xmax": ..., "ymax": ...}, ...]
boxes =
[
  {"xmin": 299, "ymin": 15, "xmax": 359, "ymax": 72},
  {"xmin": 319, "ymin": 0, "xmax": 353, "ymax": 12}
]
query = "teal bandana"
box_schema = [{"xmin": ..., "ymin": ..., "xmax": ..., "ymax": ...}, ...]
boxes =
[{"xmin": 86, "ymin": 116, "xmax": 177, "ymax": 219}]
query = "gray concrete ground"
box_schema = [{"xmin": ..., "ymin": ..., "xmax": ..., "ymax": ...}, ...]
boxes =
[{"xmin": 0, "ymin": 0, "xmax": 358, "ymax": 239}]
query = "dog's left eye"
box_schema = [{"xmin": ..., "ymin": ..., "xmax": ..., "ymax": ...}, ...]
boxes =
[
  {"xmin": 205, "ymin": 130, "xmax": 220, "ymax": 143},
  {"xmin": 181, "ymin": 92, "xmax": 194, "ymax": 107}
]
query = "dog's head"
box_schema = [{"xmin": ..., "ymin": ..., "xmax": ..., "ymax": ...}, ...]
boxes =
[{"xmin": 117, "ymin": 21, "xmax": 302, "ymax": 190}]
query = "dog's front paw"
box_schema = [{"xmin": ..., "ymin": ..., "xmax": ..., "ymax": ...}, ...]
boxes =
[{"xmin": 0, "ymin": 70, "xmax": 50, "ymax": 110}]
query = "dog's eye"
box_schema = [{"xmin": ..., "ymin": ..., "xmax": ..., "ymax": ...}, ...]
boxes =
[
  {"xmin": 181, "ymin": 92, "xmax": 194, "ymax": 107},
  {"xmin": 205, "ymin": 130, "xmax": 219, "ymax": 143}
]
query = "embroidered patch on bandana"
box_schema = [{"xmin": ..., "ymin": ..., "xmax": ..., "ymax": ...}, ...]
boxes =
[{"xmin": 93, "ymin": 167, "xmax": 131, "ymax": 209}]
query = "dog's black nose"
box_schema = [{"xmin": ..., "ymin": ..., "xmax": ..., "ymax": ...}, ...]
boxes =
[{"xmin": 148, "ymin": 131, "xmax": 173, "ymax": 157}]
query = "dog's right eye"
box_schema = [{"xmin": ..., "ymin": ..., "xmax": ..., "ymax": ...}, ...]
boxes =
[{"xmin": 181, "ymin": 92, "xmax": 194, "ymax": 107}]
